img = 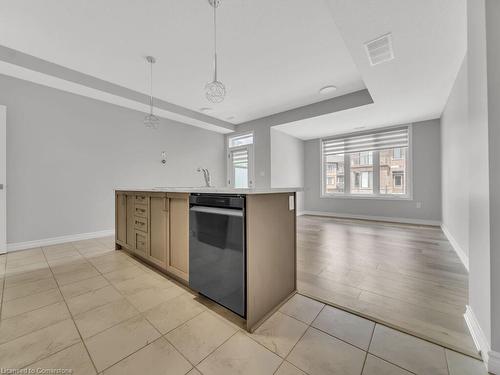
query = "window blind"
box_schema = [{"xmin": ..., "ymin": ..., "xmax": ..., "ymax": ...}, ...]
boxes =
[
  {"xmin": 322, "ymin": 127, "xmax": 409, "ymax": 156},
  {"xmin": 232, "ymin": 149, "xmax": 248, "ymax": 168}
]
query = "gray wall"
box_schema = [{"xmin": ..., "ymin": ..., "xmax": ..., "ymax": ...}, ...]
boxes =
[
  {"xmin": 441, "ymin": 58, "xmax": 469, "ymax": 257},
  {"xmin": 467, "ymin": 0, "xmax": 492, "ymax": 349},
  {"xmin": 270, "ymin": 128, "xmax": 305, "ymax": 213},
  {"xmin": 1, "ymin": 74, "xmax": 225, "ymax": 244},
  {"xmin": 485, "ymin": 0, "xmax": 500, "ymax": 354},
  {"xmin": 303, "ymin": 119, "xmax": 442, "ymax": 223},
  {"xmin": 270, "ymin": 128, "xmax": 304, "ymax": 188}
]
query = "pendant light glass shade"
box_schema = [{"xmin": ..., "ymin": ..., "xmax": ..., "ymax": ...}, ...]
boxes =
[
  {"xmin": 144, "ymin": 56, "xmax": 159, "ymax": 129},
  {"xmin": 206, "ymin": 0, "xmax": 226, "ymax": 103}
]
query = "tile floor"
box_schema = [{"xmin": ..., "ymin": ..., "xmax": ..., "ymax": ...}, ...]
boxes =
[{"xmin": 0, "ymin": 237, "xmax": 489, "ymax": 375}]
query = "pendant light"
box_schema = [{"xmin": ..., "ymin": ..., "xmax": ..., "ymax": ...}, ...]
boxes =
[
  {"xmin": 144, "ymin": 56, "xmax": 160, "ymax": 129},
  {"xmin": 205, "ymin": 0, "xmax": 226, "ymax": 103}
]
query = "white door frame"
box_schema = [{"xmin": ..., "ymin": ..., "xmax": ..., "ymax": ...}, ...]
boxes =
[{"xmin": 0, "ymin": 106, "xmax": 5, "ymax": 254}]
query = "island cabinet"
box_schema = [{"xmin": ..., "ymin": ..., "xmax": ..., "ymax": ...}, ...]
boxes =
[{"xmin": 115, "ymin": 191, "xmax": 189, "ymax": 283}]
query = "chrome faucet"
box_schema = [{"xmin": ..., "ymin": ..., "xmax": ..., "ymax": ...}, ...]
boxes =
[{"xmin": 197, "ymin": 168, "xmax": 211, "ymax": 187}]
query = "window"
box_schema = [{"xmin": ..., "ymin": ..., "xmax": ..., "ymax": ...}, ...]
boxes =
[
  {"xmin": 323, "ymin": 154, "xmax": 345, "ymax": 193},
  {"xmin": 350, "ymin": 152, "xmax": 373, "ymax": 194},
  {"xmin": 322, "ymin": 126, "xmax": 410, "ymax": 198},
  {"xmin": 228, "ymin": 133, "xmax": 253, "ymax": 148},
  {"xmin": 227, "ymin": 132, "xmax": 254, "ymax": 188},
  {"xmin": 393, "ymin": 148, "xmax": 403, "ymax": 159}
]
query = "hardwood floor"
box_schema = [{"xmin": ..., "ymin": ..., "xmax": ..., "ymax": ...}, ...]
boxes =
[{"xmin": 296, "ymin": 215, "xmax": 478, "ymax": 358}]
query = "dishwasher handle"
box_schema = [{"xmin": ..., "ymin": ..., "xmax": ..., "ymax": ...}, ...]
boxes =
[{"xmin": 190, "ymin": 205, "xmax": 243, "ymax": 217}]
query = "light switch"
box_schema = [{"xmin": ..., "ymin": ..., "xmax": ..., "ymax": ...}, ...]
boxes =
[{"xmin": 289, "ymin": 195, "xmax": 295, "ymax": 211}]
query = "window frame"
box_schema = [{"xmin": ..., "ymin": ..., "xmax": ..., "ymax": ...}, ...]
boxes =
[
  {"xmin": 320, "ymin": 125, "xmax": 413, "ymax": 200},
  {"xmin": 226, "ymin": 131, "xmax": 255, "ymax": 189}
]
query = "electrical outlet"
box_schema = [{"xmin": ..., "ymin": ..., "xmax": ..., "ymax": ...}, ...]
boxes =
[{"xmin": 416, "ymin": 202, "xmax": 422, "ymax": 209}]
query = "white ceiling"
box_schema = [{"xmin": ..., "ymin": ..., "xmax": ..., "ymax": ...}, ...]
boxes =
[
  {"xmin": 0, "ymin": 0, "xmax": 365, "ymax": 124},
  {"xmin": 275, "ymin": 0, "xmax": 467, "ymax": 139}
]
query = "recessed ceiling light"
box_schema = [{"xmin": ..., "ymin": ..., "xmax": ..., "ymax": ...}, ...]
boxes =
[
  {"xmin": 200, "ymin": 107, "xmax": 213, "ymax": 114},
  {"xmin": 319, "ymin": 85, "xmax": 337, "ymax": 95}
]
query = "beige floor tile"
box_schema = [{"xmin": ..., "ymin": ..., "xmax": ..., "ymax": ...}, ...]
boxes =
[
  {"xmin": 166, "ymin": 311, "xmax": 238, "ymax": 365},
  {"xmin": 369, "ymin": 324, "xmax": 448, "ymax": 375},
  {"xmin": 275, "ymin": 361, "xmax": 307, "ymax": 375},
  {"xmin": 125, "ymin": 284, "xmax": 186, "ymax": 312},
  {"xmin": 59, "ymin": 275, "xmax": 110, "ymax": 299},
  {"xmin": 6, "ymin": 248, "xmax": 43, "ymax": 261},
  {"xmin": 4, "ymin": 261, "xmax": 49, "ymax": 276},
  {"xmin": 103, "ymin": 337, "xmax": 192, "ymax": 375},
  {"xmin": 279, "ymin": 294, "xmax": 324, "ymax": 324},
  {"xmin": 24, "ymin": 342, "xmax": 96, "ymax": 375},
  {"xmin": 103, "ymin": 265, "xmax": 147, "ymax": 283},
  {"xmin": 87, "ymin": 254, "xmax": 134, "ymax": 274},
  {"xmin": 72, "ymin": 239, "xmax": 103, "ymax": 250},
  {"xmin": 66, "ymin": 285, "xmax": 122, "ymax": 316},
  {"xmin": 0, "ymin": 319, "xmax": 80, "ymax": 369},
  {"xmin": 54, "ymin": 265, "xmax": 100, "ymax": 286},
  {"xmin": 1, "ymin": 288, "xmax": 63, "ymax": 319},
  {"xmin": 74, "ymin": 298, "xmax": 139, "ymax": 338},
  {"xmin": 43, "ymin": 245, "xmax": 81, "ymax": 260},
  {"xmin": 250, "ymin": 311, "xmax": 308, "ymax": 358},
  {"xmin": 145, "ymin": 293, "xmax": 206, "ymax": 334},
  {"xmin": 0, "ymin": 301, "xmax": 70, "ymax": 344},
  {"xmin": 3, "ymin": 276, "xmax": 58, "ymax": 302},
  {"xmin": 445, "ymin": 349, "xmax": 488, "ymax": 375},
  {"xmin": 50, "ymin": 257, "xmax": 89, "ymax": 273},
  {"xmin": 78, "ymin": 246, "xmax": 114, "ymax": 258},
  {"xmin": 6, "ymin": 255, "xmax": 47, "ymax": 270},
  {"xmin": 362, "ymin": 354, "xmax": 412, "ymax": 375},
  {"xmin": 47, "ymin": 253, "xmax": 84, "ymax": 267},
  {"xmin": 312, "ymin": 305, "xmax": 375, "ymax": 350},
  {"xmin": 4, "ymin": 268, "xmax": 53, "ymax": 289},
  {"xmin": 84, "ymin": 315, "xmax": 160, "ymax": 372},
  {"xmin": 288, "ymin": 327, "xmax": 366, "ymax": 375},
  {"xmin": 198, "ymin": 331, "xmax": 282, "ymax": 375},
  {"xmin": 113, "ymin": 273, "xmax": 176, "ymax": 296},
  {"xmin": 186, "ymin": 369, "xmax": 202, "ymax": 375}
]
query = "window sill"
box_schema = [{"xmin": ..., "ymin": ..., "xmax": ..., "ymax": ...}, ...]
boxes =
[{"xmin": 320, "ymin": 193, "xmax": 412, "ymax": 201}]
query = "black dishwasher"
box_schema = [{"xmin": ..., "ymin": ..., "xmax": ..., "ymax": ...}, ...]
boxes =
[{"xmin": 189, "ymin": 194, "xmax": 246, "ymax": 317}]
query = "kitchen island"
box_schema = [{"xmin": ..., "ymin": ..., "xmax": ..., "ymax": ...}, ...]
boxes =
[{"xmin": 115, "ymin": 188, "xmax": 297, "ymax": 332}]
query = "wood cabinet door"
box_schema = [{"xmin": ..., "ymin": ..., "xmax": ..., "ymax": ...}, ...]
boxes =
[
  {"xmin": 149, "ymin": 196, "xmax": 169, "ymax": 268},
  {"xmin": 167, "ymin": 193, "xmax": 189, "ymax": 281},
  {"xmin": 126, "ymin": 195, "xmax": 136, "ymax": 250},
  {"xmin": 116, "ymin": 193, "xmax": 127, "ymax": 244}
]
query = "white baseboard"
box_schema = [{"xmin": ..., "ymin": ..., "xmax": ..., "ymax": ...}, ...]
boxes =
[
  {"xmin": 6, "ymin": 229, "xmax": 115, "ymax": 252},
  {"xmin": 301, "ymin": 210, "xmax": 441, "ymax": 226},
  {"xmin": 441, "ymin": 224, "xmax": 469, "ymax": 271},
  {"xmin": 464, "ymin": 305, "xmax": 496, "ymax": 373},
  {"xmin": 296, "ymin": 211, "xmax": 305, "ymax": 216}
]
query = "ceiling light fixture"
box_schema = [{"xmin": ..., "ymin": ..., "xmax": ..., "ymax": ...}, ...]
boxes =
[
  {"xmin": 144, "ymin": 56, "xmax": 160, "ymax": 129},
  {"xmin": 200, "ymin": 107, "xmax": 213, "ymax": 114},
  {"xmin": 319, "ymin": 85, "xmax": 337, "ymax": 95},
  {"xmin": 205, "ymin": 0, "xmax": 226, "ymax": 103}
]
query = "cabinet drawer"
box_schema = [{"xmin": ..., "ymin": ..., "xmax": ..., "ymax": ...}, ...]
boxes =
[
  {"xmin": 135, "ymin": 194, "xmax": 148, "ymax": 204},
  {"xmin": 134, "ymin": 216, "xmax": 148, "ymax": 233},
  {"xmin": 135, "ymin": 232, "xmax": 148, "ymax": 253},
  {"xmin": 135, "ymin": 204, "xmax": 148, "ymax": 218}
]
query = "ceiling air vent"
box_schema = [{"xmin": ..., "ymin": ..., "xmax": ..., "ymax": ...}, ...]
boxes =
[{"xmin": 364, "ymin": 33, "xmax": 394, "ymax": 66}]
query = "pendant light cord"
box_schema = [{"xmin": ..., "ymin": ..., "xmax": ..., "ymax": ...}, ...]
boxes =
[
  {"xmin": 149, "ymin": 60, "xmax": 154, "ymax": 114},
  {"xmin": 213, "ymin": 1, "xmax": 218, "ymax": 82}
]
